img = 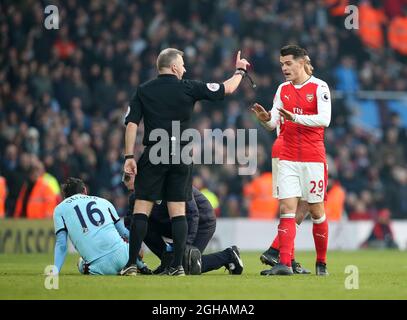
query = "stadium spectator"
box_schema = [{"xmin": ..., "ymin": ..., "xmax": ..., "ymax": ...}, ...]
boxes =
[
  {"xmin": 243, "ymin": 171, "xmax": 278, "ymax": 220},
  {"xmin": 348, "ymin": 201, "xmax": 373, "ymax": 220},
  {"xmin": 13, "ymin": 159, "xmax": 57, "ymax": 219},
  {"xmin": 2, "ymin": 150, "xmax": 32, "ymax": 217},
  {"xmin": 325, "ymin": 177, "xmax": 346, "ymax": 221},
  {"xmin": 358, "ymin": 1, "xmax": 387, "ymax": 50},
  {"xmin": 0, "ymin": 175, "xmax": 6, "ymax": 218},
  {"xmin": 193, "ymin": 174, "xmax": 221, "ymax": 216},
  {"xmin": 360, "ymin": 208, "xmax": 399, "ymax": 249},
  {"xmin": 388, "ymin": 8, "xmax": 407, "ymax": 56},
  {"xmin": 334, "ymin": 56, "xmax": 359, "ymax": 94},
  {"xmin": 383, "ymin": 0, "xmax": 407, "ymax": 19},
  {"xmin": 53, "ymin": 26, "xmax": 76, "ymax": 60},
  {"xmin": 325, "ymin": 0, "xmax": 349, "ymax": 19}
]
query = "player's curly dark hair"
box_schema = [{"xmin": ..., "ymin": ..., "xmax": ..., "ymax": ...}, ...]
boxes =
[{"xmin": 62, "ymin": 177, "xmax": 86, "ymax": 198}]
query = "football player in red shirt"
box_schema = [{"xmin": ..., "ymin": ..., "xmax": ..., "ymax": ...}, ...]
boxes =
[
  {"xmin": 252, "ymin": 45, "xmax": 330, "ymax": 276},
  {"xmin": 259, "ymin": 109, "xmax": 311, "ymax": 275}
]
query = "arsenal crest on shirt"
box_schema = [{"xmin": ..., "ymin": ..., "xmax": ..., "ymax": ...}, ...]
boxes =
[{"xmin": 306, "ymin": 93, "xmax": 314, "ymax": 102}]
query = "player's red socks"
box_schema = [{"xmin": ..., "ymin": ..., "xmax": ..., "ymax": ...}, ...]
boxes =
[
  {"xmin": 270, "ymin": 235, "xmax": 279, "ymax": 251},
  {"xmin": 290, "ymin": 224, "xmax": 300, "ymax": 261},
  {"xmin": 278, "ymin": 214, "xmax": 296, "ymax": 266},
  {"xmin": 312, "ymin": 214, "xmax": 328, "ymax": 263},
  {"xmin": 271, "ymin": 223, "xmax": 299, "ymax": 261}
]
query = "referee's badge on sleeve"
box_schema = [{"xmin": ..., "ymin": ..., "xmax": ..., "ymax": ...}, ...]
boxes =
[{"xmin": 206, "ymin": 83, "xmax": 220, "ymax": 92}]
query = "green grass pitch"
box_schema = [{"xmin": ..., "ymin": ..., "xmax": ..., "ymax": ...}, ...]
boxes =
[{"xmin": 1, "ymin": 250, "xmax": 406, "ymax": 300}]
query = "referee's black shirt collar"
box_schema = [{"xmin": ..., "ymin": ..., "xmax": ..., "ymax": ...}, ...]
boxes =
[{"xmin": 158, "ymin": 74, "xmax": 178, "ymax": 79}]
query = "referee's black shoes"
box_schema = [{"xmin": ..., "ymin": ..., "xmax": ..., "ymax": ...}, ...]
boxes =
[{"xmin": 226, "ymin": 246, "xmax": 244, "ymax": 275}]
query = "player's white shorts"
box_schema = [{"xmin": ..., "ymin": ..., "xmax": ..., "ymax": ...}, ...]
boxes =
[
  {"xmin": 272, "ymin": 158, "xmax": 279, "ymax": 198},
  {"xmin": 277, "ymin": 160, "xmax": 327, "ymax": 203}
]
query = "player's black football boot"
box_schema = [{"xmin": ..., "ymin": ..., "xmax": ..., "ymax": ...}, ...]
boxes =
[
  {"xmin": 260, "ymin": 263, "xmax": 294, "ymax": 276},
  {"xmin": 137, "ymin": 264, "xmax": 153, "ymax": 275},
  {"xmin": 159, "ymin": 265, "xmax": 185, "ymax": 276},
  {"xmin": 153, "ymin": 251, "xmax": 174, "ymax": 274},
  {"xmin": 260, "ymin": 247, "xmax": 279, "ymax": 267},
  {"xmin": 316, "ymin": 262, "xmax": 329, "ymax": 276},
  {"xmin": 291, "ymin": 260, "xmax": 311, "ymax": 274},
  {"xmin": 187, "ymin": 247, "xmax": 202, "ymax": 275},
  {"xmin": 225, "ymin": 246, "xmax": 244, "ymax": 275},
  {"xmin": 152, "ymin": 264, "xmax": 165, "ymax": 275}
]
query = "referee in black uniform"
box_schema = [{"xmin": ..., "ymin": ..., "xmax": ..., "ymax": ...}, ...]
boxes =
[{"xmin": 120, "ymin": 48, "xmax": 250, "ymax": 276}]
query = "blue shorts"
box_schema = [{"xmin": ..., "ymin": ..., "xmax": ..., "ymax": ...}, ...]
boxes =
[{"xmin": 78, "ymin": 243, "xmax": 129, "ymax": 275}]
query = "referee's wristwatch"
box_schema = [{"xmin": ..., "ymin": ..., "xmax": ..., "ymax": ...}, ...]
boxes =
[
  {"xmin": 124, "ymin": 154, "xmax": 134, "ymax": 160},
  {"xmin": 235, "ymin": 68, "xmax": 247, "ymax": 77}
]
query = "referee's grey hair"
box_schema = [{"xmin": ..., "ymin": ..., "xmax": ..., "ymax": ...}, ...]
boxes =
[{"xmin": 156, "ymin": 48, "xmax": 184, "ymax": 71}]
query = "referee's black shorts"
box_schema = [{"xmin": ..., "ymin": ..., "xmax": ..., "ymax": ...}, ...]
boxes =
[{"xmin": 133, "ymin": 145, "xmax": 193, "ymax": 202}]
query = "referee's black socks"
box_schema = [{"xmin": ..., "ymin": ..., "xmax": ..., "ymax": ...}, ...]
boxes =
[
  {"xmin": 127, "ymin": 213, "xmax": 148, "ymax": 268},
  {"xmin": 170, "ymin": 215, "xmax": 188, "ymax": 268}
]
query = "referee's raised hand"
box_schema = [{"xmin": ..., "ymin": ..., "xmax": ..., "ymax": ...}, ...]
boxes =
[
  {"xmin": 236, "ymin": 50, "xmax": 250, "ymax": 70},
  {"xmin": 224, "ymin": 50, "xmax": 251, "ymax": 94}
]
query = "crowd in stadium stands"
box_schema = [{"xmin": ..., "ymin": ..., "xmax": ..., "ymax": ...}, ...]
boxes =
[{"xmin": 1, "ymin": 0, "xmax": 407, "ymax": 221}]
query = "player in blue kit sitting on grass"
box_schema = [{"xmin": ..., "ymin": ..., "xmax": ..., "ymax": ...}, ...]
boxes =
[{"xmin": 52, "ymin": 177, "xmax": 150, "ymax": 275}]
